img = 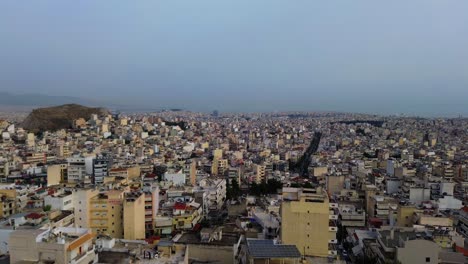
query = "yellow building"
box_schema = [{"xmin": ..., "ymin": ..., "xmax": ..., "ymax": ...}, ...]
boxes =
[
  {"xmin": 89, "ymin": 190, "xmax": 124, "ymax": 238},
  {"xmin": 254, "ymin": 164, "xmax": 266, "ymax": 183},
  {"xmin": 281, "ymin": 187, "xmax": 337, "ymax": 257},
  {"xmin": 123, "ymin": 191, "xmax": 145, "ymax": 240},
  {"xmin": 172, "ymin": 202, "xmax": 202, "ymax": 231},
  {"xmin": 212, "ymin": 159, "xmax": 228, "ymax": 176},
  {"xmin": 213, "ymin": 148, "xmax": 223, "ymax": 160},
  {"xmin": 396, "ymin": 205, "xmax": 418, "ymax": 227}
]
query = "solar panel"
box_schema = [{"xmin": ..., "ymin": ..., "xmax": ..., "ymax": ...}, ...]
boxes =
[{"xmin": 247, "ymin": 239, "xmax": 301, "ymax": 258}]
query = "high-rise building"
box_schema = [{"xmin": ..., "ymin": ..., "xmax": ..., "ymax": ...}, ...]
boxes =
[
  {"xmin": 123, "ymin": 191, "xmax": 145, "ymax": 240},
  {"xmin": 92, "ymin": 155, "xmax": 112, "ymax": 184},
  {"xmin": 67, "ymin": 157, "xmax": 87, "ymax": 183},
  {"xmin": 88, "ymin": 190, "xmax": 124, "ymax": 238},
  {"xmin": 281, "ymin": 187, "xmax": 338, "ymax": 257},
  {"xmin": 254, "ymin": 164, "xmax": 266, "ymax": 183},
  {"xmin": 143, "ymin": 184, "xmax": 159, "ymax": 238},
  {"xmin": 74, "ymin": 189, "xmax": 100, "ymax": 229}
]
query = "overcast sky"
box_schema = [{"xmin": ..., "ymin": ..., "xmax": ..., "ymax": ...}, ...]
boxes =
[{"xmin": 1, "ymin": 0, "xmax": 467, "ymax": 116}]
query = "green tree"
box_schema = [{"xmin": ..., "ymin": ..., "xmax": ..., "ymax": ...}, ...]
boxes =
[
  {"xmin": 227, "ymin": 178, "xmax": 241, "ymax": 199},
  {"xmin": 153, "ymin": 165, "xmax": 167, "ymax": 181}
]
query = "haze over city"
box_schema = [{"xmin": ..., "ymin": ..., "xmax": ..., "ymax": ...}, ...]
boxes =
[
  {"xmin": 1, "ymin": 1, "xmax": 468, "ymax": 264},
  {"xmin": 1, "ymin": 0, "xmax": 468, "ymax": 116}
]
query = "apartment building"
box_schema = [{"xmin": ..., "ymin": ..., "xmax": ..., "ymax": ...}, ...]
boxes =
[
  {"xmin": 0, "ymin": 160, "xmax": 9, "ymax": 182},
  {"xmin": 92, "ymin": 155, "xmax": 112, "ymax": 184},
  {"xmin": 9, "ymin": 227, "xmax": 95, "ymax": 264},
  {"xmin": 89, "ymin": 190, "xmax": 124, "ymax": 238},
  {"xmin": 199, "ymin": 178, "xmax": 226, "ymax": 213},
  {"xmin": 254, "ymin": 164, "xmax": 266, "ymax": 183},
  {"xmin": 46, "ymin": 163, "xmax": 68, "ymax": 185},
  {"xmin": 0, "ymin": 189, "xmax": 16, "ymax": 218},
  {"xmin": 67, "ymin": 157, "xmax": 87, "ymax": 183},
  {"xmin": 281, "ymin": 187, "xmax": 338, "ymax": 257},
  {"xmin": 44, "ymin": 191, "xmax": 73, "ymax": 211},
  {"xmin": 73, "ymin": 189, "xmax": 99, "ymax": 229}
]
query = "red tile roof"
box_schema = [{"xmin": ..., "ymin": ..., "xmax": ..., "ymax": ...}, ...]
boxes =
[
  {"xmin": 174, "ymin": 202, "xmax": 186, "ymax": 210},
  {"xmin": 26, "ymin": 212, "xmax": 43, "ymax": 219}
]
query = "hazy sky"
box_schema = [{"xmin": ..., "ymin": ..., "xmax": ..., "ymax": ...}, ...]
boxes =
[{"xmin": 1, "ymin": 1, "xmax": 467, "ymax": 116}]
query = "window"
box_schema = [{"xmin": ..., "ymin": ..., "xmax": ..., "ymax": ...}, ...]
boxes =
[{"xmin": 426, "ymin": 257, "xmax": 430, "ymax": 262}]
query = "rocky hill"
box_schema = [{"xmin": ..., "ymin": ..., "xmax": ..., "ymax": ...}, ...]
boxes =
[{"xmin": 21, "ymin": 104, "xmax": 109, "ymax": 132}]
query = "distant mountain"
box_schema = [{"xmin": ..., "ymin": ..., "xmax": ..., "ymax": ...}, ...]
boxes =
[
  {"xmin": 0, "ymin": 91, "xmax": 101, "ymax": 107},
  {"xmin": 21, "ymin": 104, "xmax": 109, "ymax": 132}
]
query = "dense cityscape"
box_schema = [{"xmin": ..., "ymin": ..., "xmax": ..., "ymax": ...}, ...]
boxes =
[{"xmin": 0, "ymin": 108, "xmax": 466, "ymax": 264}]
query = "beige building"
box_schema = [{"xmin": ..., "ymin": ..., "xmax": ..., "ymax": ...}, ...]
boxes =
[
  {"xmin": 312, "ymin": 166, "xmax": 328, "ymax": 178},
  {"xmin": 74, "ymin": 188, "xmax": 100, "ymax": 229},
  {"xmin": 281, "ymin": 187, "xmax": 337, "ymax": 257},
  {"xmin": 0, "ymin": 189, "xmax": 16, "ymax": 218},
  {"xmin": 123, "ymin": 191, "xmax": 145, "ymax": 240},
  {"xmin": 326, "ymin": 174, "xmax": 344, "ymax": 195},
  {"xmin": 47, "ymin": 164, "xmax": 68, "ymax": 186},
  {"xmin": 397, "ymin": 239, "xmax": 440, "ymax": 264},
  {"xmin": 9, "ymin": 227, "xmax": 95, "ymax": 264},
  {"xmin": 109, "ymin": 166, "xmax": 141, "ymax": 180}
]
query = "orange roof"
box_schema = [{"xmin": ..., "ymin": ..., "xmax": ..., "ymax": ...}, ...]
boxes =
[{"xmin": 68, "ymin": 233, "xmax": 94, "ymax": 251}]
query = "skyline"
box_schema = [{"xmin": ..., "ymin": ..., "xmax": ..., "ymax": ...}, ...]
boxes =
[{"xmin": 1, "ymin": 0, "xmax": 468, "ymax": 116}]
